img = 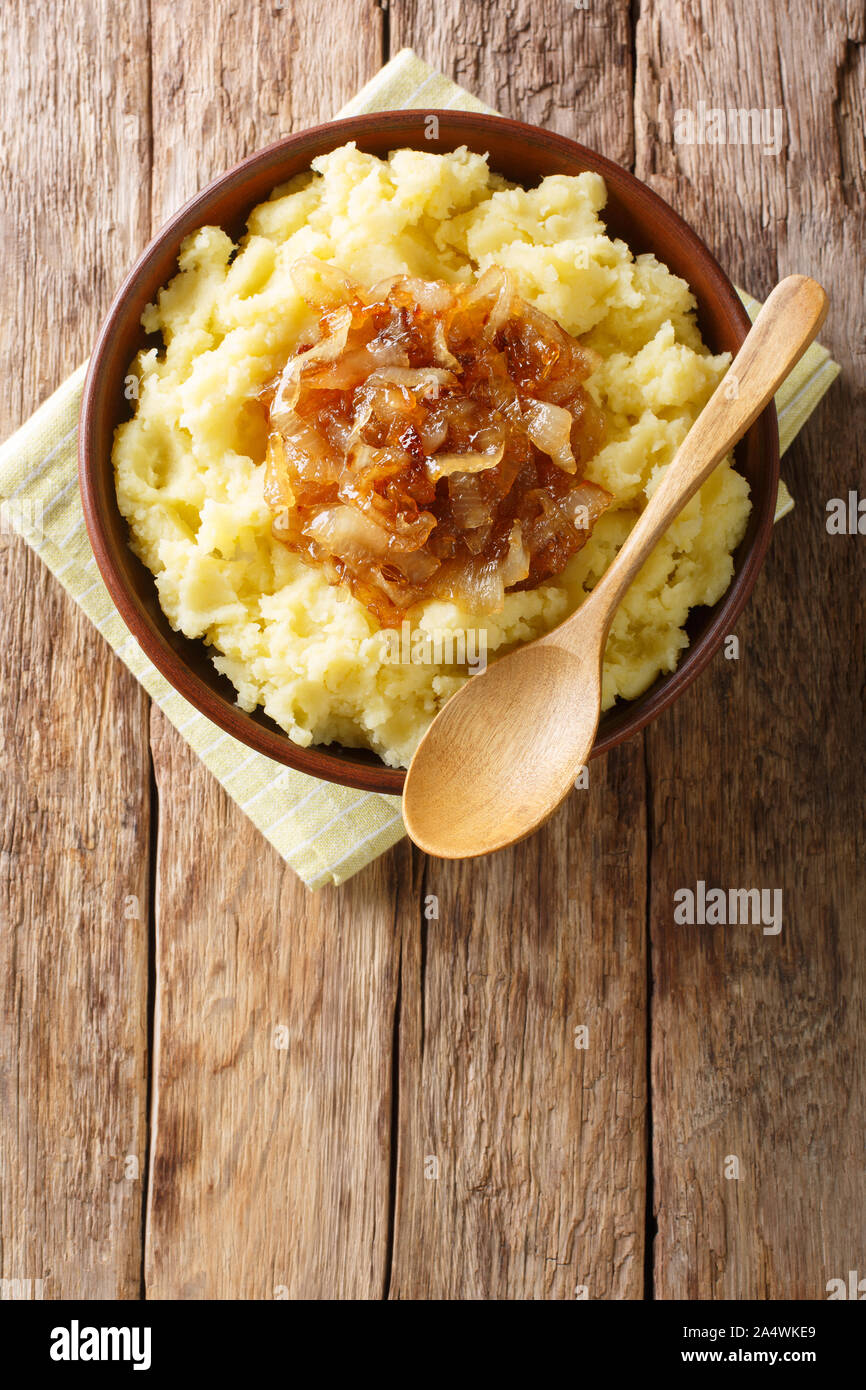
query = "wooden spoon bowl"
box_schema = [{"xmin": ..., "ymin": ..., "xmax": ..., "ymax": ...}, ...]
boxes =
[{"xmin": 404, "ymin": 277, "xmax": 827, "ymax": 858}]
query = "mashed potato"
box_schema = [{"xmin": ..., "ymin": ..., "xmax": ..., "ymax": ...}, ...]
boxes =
[{"xmin": 114, "ymin": 145, "xmax": 750, "ymax": 768}]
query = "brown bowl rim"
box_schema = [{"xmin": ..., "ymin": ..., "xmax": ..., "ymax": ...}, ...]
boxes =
[{"xmin": 79, "ymin": 109, "xmax": 779, "ymax": 796}]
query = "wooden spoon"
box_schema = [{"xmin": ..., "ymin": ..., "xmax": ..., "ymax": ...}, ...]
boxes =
[{"xmin": 403, "ymin": 274, "xmax": 828, "ymax": 859}]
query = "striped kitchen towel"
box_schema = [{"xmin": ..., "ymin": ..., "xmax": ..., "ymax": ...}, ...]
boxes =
[{"xmin": 0, "ymin": 49, "xmax": 839, "ymax": 889}]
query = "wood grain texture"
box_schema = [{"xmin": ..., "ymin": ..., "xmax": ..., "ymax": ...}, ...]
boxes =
[
  {"xmin": 2, "ymin": 0, "xmax": 863, "ymax": 1304},
  {"xmin": 391, "ymin": 0, "xmax": 634, "ymax": 166},
  {"xmin": 636, "ymin": 0, "xmax": 866, "ymax": 1299},
  {"xmin": 387, "ymin": 0, "xmax": 647, "ymax": 1300},
  {"xmin": 0, "ymin": 0, "xmax": 153, "ymax": 1298},
  {"xmin": 150, "ymin": 0, "xmax": 385, "ymax": 224},
  {"xmin": 145, "ymin": 717, "xmax": 403, "ymax": 1299},
  {"xmin": 144, "ymin": 0, "xmax": 394, "ymax": 1299},
  {"xmin": 390, "ymin": 748, "xmax": 647, "ymax": 1300}
]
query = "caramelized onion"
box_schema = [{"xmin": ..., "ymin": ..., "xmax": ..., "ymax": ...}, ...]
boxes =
[
  {"xmin": 523, "ymin": 399, "xmax": 576, "ymax": 473},
  {"xmin": 261, "ymin": 262, "xmax": 610, "ymax": 626},
  {"xmin": 426, "ymin": 439, "xmax": 506, "ymax": 481}
]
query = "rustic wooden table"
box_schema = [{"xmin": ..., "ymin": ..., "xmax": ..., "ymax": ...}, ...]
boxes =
[{"xmin": 1, "ymin": 0, "xmax": 863, "ymax": 1301}]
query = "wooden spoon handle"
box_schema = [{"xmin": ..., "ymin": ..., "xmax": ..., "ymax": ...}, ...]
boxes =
[{"xmin": 572, "ymin": 275, "xmax": 828, "ymax": 631}]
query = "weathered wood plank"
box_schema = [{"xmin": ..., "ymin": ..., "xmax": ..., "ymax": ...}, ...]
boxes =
[
  {"xmin": 149, "ymin": 0, "xmax": 386, "ymax": 221},
  {"xmin": 391, "ymin": 0, "xmax": 634, "ymax": 167},
  {"xmin": 636, "ymin": 0, "xmax": 866, "ymax": 1299},
  {"xmin": 0, "ymin": 0, "xmax": 152, "ymax": 1299},
  {"xmin": 9, "ymin": 0, "xmax": 852, "ymax": 1304},
  {"xmin": 387, "ymin": 0, "xmax": 647, "ymax": 1300},
  {"xmin": 390, "ymin": 749, "xmax": 647, "ymax": 1300},
  {"xmin": 144, "ymin": 0, "xmax": 394, "ymax": 1299},
  {"xmin": 145, "ymin": 720, "xmax": 404, "ymax": 1299}
]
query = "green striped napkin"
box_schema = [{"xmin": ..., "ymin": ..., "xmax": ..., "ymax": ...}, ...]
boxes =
[{"xmin": 0, "ymin": 49, "xmax": 839, "ymax": 889}]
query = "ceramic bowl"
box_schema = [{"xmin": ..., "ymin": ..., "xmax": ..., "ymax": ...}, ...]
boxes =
[{"xmin": 79, "ymin": 111, "xmax": 779, "ymax": 794}]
